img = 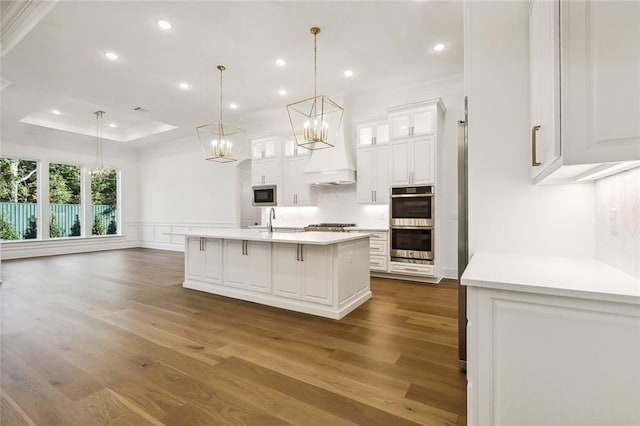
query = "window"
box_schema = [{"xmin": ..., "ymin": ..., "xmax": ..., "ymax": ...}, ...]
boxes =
[
  {"xmin": 49, "ymin": 163, "xmax": 81, "ymax": 238},
  {"xmin": 0, "ymin": 157, "xmax": 38, "ymax": 240},
  {"xmin": 91, "ymin": 169, "xmax": 118, "ymax": 235}
]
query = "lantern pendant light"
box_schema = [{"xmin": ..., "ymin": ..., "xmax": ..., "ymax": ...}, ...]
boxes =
[
  {"xmin": 91, "ymin": 110, "xmax": 106, "ymax": 175},
  {"xmin": 286, "ymin": 27, "xmax": 344, "ymax": 151},
  {"xmin": 196, "ymin": 65, "xmax": 246, "ymax": 162}
]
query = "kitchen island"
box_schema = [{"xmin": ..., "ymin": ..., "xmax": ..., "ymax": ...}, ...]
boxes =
[{"xmin": 172, "ymin": 229, "xmax": 371, "ymax": 319}]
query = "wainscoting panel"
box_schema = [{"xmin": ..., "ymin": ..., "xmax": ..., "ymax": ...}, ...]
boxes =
[{"xmin": 137, "ymin": 222, "xmax": 235, "ymax": 251}]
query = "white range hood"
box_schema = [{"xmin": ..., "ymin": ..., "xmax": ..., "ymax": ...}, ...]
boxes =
[{"xmin": 303, "ymin": 114, "xmax": 356, "ymax": 185}]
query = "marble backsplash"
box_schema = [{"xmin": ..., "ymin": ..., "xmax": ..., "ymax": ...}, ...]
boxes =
[{"xmin": 595, "ymin": 167, "xmax": 640, "ymax": 278}]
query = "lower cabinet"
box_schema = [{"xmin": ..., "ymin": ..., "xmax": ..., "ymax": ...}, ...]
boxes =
[
  {"xmin": 467, "ymin": 285, "xmax": 640, "ymax": 425},
  {"xmin": 223, "ymin": 239, "xmax": 271, "ymax": 293},
  {"xmin": 272, "ymin": 243, "xmax": 333, "ymax": 305},
  {"xmin": 367, "ymin": 231, "xmax": 388, "ymax": 272},
  {"xmin": 186, "ymin": 237, "xmax": 222, "ymax": 284}
]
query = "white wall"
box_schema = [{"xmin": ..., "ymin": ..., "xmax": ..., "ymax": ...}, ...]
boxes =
[
  {"xmin": 0, "ymin": 125, "xmax": 140, "ymax": 259},
  {"xmin": 137, "ymin": 135, "xmax": 241, "ymax": 250},
  {"xmin": 596, "ymin": 167, "xmax": 640, "ymax": 278},
  {"xmin": 465, "ymin": 0, "xmax": 596, "ymax": 259}
]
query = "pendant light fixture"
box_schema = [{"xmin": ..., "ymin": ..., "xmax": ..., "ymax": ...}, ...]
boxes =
[
  {"xmin": 196, "ymin": 65, "xmax": 246, "ymax": 162},
  {"xmin": 286, "ymin": 27, "xmax": 344, "ymax": 151},
  {"xmin": 91, "ymin": 110, "xmax": 106, "ymax": 174}
]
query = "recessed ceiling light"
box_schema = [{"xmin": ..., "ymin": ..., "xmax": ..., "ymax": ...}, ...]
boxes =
[
  {"xmin": 109, "ymin": 123, "xmax": 117, "ymax": 128},
  {"xmin": 179, "ymin": 82, "xmax": 190, "ymax": 89},
  {"xmin": 275, "ymin": 58, "xmax": 286, "ymax": 67},
  {"xmin": 278, "ymin": 89, "xmax": 287, "ymax": 96},
  {"xmin": 433, "ymin": 43, "xmax": 446, "ymax": 52},
  {"xmin": 344, "ymin": 69, "xmax": 354, "ymax": 77},
  {"xmin": 51, "ymin": 109, "xmax": 61, "ymax": 115},
  {"xmin": 157, "ymin": 20, "xmax": 172, "ymax": 30},
  {"xmin": 229, "ymin": 103, "xmax": 238, "ymax": 109},
  {"xmin": 104, "ymin": 51, "xmax": 119, "ymax": 61}
]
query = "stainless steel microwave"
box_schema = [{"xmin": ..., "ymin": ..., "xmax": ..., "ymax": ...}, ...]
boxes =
[{"xmin": 252, "ymin": 185, "xmax": 277, "ymax": 207}]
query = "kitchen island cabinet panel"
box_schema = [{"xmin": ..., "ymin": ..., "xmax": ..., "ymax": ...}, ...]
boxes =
[
  {"xmin": 300, "ymin": 244, "xmax": 333, "ymax": 305},
  {"xmin": 224, "ymin": 240, "xmax": 271, "ymax": 293},
  {"xmin": 186, "ymin": 237, "xmax": 222, "ymax": 285},
  {"xmin": 272, "ymin": 243, "xmax": 302, "ymax": 299}
]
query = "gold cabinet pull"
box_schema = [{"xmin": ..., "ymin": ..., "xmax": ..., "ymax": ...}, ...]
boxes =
[{"xmin": 531, "ymin": 125, "xmax": 541, "ymax": 167}]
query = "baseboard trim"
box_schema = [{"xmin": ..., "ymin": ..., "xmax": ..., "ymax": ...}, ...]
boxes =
[
  {"xmin": 139, "ymin": 241, "xmax": 184, "ymax": 252},
  {"xmin": 371, "ymin": 271, "xmax": 442, "ymax": 284},
  {"xmin": 439, "ymin": 266, "xmax": 458, "ymax": 280},
  {"xmin": 1, "ymin": 238, "xmax": 139, "ymax": 260}
]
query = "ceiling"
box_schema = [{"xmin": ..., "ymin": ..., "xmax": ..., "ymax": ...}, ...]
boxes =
[{"xmin": 0, "ymin": 1, "xmax": 463, "ymax": 147}]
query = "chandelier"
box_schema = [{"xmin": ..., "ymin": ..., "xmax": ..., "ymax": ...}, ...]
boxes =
[
  {"xmin": 196, "ymin": 65, "xmax": 246, "ymax": 162},
  {"xmin": 91, "ymin": 110, "xmax": 106, "ymax": 174},
  {"xmin": 286, "ymin": 27, "xmax": 344, "ymax": 151}
]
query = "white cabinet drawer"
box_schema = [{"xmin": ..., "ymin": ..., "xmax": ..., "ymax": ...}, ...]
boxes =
[
  {"xmin": 369, "ymin": 231, "xmax": 388, "ymax": 241},
  {"xmin": 389, "ymin": 262, "xmax": 434, "ymax": 277},
  {"xmin": 369, "ymin": 256, "xmax": 388, "ymax": 271},
  {"xmin": 369, "ymin": 241, "xmax": 387, "ymax": 256}
]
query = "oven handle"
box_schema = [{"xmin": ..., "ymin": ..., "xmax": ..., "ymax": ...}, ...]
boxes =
[
  {"xmin": 390, "ymin": 226, "xmax": 434, "ymax": 230},
  {"xmin": 390, "ymin": 193, "xmax": 433, "ymax": 198}
]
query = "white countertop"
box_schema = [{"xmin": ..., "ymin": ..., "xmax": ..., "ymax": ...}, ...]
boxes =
[
  {"xmin": 461, "ymin": 252, "xmax": 640, "ymax": 305},
  {"xmin": 169, "ymin": 228, "xmax": 369, "ymax": 245},
  {"xmin": 248, "ymin": 225, "xmax": 388, "ymax": 232}
]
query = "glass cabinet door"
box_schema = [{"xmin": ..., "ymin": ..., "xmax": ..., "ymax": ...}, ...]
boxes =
[
  {"xmin": 412, "ymin": 109, "xmax": 435, "ymax": 135},
  {"xmin": 390, "ymin": 115, "xmax": 411, "ymax": 138},
  {"xmin": 251, "ymin": 140, "xmax": 264, "ymax": 159},
  {"xmin": 263, "ymin": 139, "xmax": 277, "ymax": 158},
  {"xmin": 358, "ymin": 126, "xmax": 374, "ymax": 146}
]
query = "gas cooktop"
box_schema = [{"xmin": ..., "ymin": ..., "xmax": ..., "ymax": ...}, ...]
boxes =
[{"xmin": 303, "ymin": 223, "xmax": 357, "ymax": 232}]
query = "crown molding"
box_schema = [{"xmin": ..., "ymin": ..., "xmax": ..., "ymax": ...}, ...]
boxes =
[{"xmin": 1, "ymin": 0, "xmax": 58, "ymax": 57}]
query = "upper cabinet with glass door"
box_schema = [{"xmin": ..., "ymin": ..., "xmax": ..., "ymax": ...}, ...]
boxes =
[
  {"xmin": 529, "ymin": 0, "xmax": 640, "ymax": 184},
  {"xmin": 251, "ymin": 136, "xmax": 279, "ymax": 160},
  {"xmin": 356, "ymin": 119, "xmax": 389, "ymax": 147},
  {"xmin": 387, "ymin": 101, "xmax": 439, "ymax": 139},
  {"xmin": 283, "ymin": 136, "xmax": 310, "ymax": 158}
]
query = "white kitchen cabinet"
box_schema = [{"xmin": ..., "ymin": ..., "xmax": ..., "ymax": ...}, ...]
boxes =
[
  {"xmin": 357, "ymin": 120, "xmax": 389, "ymax": 147},
  {"xmin": 364, "ymin": 230, "xmax": 389, "ymax": 272},
  {"xmin": 529, "ymin": 0, "xmax": 560, "ymax": 180},
  {"xmin": 390, "ymin": 136, "xmax": 435, "ymax": 186},
  {"xmin": 282, "ymin": 156, "xmax": 315, "ymax": 206},
  {"xmin": 463, "ymin": 252, "xmax": 640, "ymax": 425},
  {"xmin": 251, "ymin": 136, "xmax": 281, "ymax": 188},
  {"xmin": 356, "ymin": 145, "xmax": 390, "ymax": 204},
  {"xmin": 388, "ymin": 105, "xmax": 435, "ymax": 139},
  {"xmin": 272, "ymin": 243, "xmax": 333, "ymax": 305},
  {"xmin": 186, "ymin": 237, "xmax": 222, "ymax": 284},
  {"xmin": 283, "ymin": 138, "xmax": 310, "ymax": 158},
  {"xmin": 223, "ymin": 239, "xmax": 271, "ymax": 293},
  {"xmin": 251, "ymin": 158, "xmax": 280, "ymax": 186},
  {"xmin": 251, "ymin": 136, "xmax": 278, "ymax": 160},
  {"xmin": 529, "ymin": 0, "xmax": 640, "ymax": 184}
]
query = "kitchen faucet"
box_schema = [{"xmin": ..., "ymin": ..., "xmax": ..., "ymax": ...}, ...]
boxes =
[{"xmin": 267, "ymin": 207, "xmax": 276, "ymax": 233}]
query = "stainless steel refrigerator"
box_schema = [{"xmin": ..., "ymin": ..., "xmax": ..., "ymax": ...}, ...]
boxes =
[{"xmin": 457, "ymin": 96, "xmax": 469, "ymax": 371}]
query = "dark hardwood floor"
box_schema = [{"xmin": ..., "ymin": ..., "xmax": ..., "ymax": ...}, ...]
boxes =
[{"xmin": 0, "ymin": 248, "xmax": 466, "ymax": 425}]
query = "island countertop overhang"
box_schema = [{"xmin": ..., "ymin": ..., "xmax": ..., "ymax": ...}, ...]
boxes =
[{"xmin": 168, "ymin": 229, "xmax": 370, "ymax": 245}]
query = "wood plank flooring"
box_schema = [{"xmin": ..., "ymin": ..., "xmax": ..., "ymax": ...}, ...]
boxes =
[{"xmin": 0, "ymin": 248, "xmax": 466, "ymax": 425}]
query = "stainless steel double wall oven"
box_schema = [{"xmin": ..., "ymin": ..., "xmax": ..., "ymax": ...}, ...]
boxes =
[{"xmin": 389, "ymin": 185, "xmax": 434, "ymax": 264}]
